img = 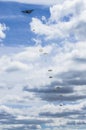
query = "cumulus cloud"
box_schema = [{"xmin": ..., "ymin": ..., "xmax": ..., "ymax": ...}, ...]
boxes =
[
  {"xmin": 30, "ymin": 0, "xmax": 86, "ymax": 41},
  {"xmin": 0, "ymin": 23, "xmax": 7, "ymax": 41}
]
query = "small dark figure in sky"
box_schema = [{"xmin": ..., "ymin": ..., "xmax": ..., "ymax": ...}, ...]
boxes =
[
  {"xmin": 48, "ymin": 69, "xmax": 53, "ymax": 72},
  {"xmin": 22, "ymin": 9, "xmax": 34, "ymax": 14},
  {"xmin": 49, "ymin": 76, "xmax": 53, "ymax": 78}
]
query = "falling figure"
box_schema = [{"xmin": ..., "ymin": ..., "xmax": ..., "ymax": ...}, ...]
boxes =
[
  {"xmin": 48, "ymin": 69, "xmax": 53, "ymax": 72},
  {"xmin": 55, "ymin": 86, "xmax": 60, "ymax": 90},
  {"xmin": 60, "ymin": 104, "xmax": 63, "ymax": 106},
  {"xmin": 49, "ymin": 76, "xmax": 53, "ymax": 78},
  {"xmin": 39, "ymin": 48, "xmax": 43, "ymax": 52},
  {"xmin": 43, "ymin": 52, "xmax": 48, "ymax": 55}
]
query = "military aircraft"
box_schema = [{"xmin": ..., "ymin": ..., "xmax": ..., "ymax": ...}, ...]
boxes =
[{"xmin": 22, "ymin": 9, "xmax": 34, "ymax": 14}]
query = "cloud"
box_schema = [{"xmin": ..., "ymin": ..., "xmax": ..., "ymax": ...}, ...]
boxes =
[
  {"xmin": 0, "ymin": 23, "xmax": 7, "ymax": 41},
  {"xmin": 23, "ymin": 85, "xmax": 74, "ymax": 94},
  {"xmin": 30, "ymin": 0, "xmax": 86, "ymax": 41},
  {"xmin": 0, "ymin": 108, "xmax": 51, "ymax": 130},
  {"xmin": 5, "ymin": 61, "xmax": 29, "ymax": 72},
  {"xmin": 0, "ymin": 41, "xmax": 86, "ymax": 129},
  {"xmin": 5, "ymin": 125, "xmax": 41, "ymax": 130},
  {"xmin": 0, "ymin": 105, "xmax": 52, "ymax": 129}
]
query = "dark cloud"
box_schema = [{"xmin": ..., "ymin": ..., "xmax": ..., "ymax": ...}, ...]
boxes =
[
  {"xmin": 23, "ymin": 83, "xmax": 76, "ymax": 102},
  {"xmin": 66, "ymin": 79, "xmax": 86, "ymax": 86},
  {"xmin": 23, "ymin": 86, "xmax": 73, "ymax": 94},
  {"xmin": 40, "ymin": 94, "xmax": 86, "ymax": 102},
  {"xmin": 23, "ymin": 86, "xmax": 86, "ymax": 102},
  {"xmin": 58, "ymin": 70, "xmax": 86, "ymax": 79},
  {"xmin": 57, "ymin": 70, "xmax": 86, "ymax": 86}
]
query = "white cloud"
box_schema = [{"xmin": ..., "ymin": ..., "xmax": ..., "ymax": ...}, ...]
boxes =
[
  {"xmin": 0, "ymin": 23, "xmax": 7, "ymax": 40},
  {"xmin": 30, "ymin": 0, "xmax": 86, "ymax": 41}
]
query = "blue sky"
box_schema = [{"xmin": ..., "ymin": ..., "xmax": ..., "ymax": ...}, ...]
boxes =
[
  {"xmin": 0, "ymin": 0, "xmax": 86, "ymax": 130},
  {"xmin": 0, "ymin": 2, "xmax": 50, "ymax": 46}
]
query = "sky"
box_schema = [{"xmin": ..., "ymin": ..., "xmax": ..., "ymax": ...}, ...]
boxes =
[{"xmin": 0, "ymin": 0, "xmax": 86, "ymax": 130}]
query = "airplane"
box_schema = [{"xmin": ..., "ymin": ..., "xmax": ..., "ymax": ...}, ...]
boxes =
[{"xmin": 22, "ymin": 9, "xmax": 34, "ymax": 14}]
